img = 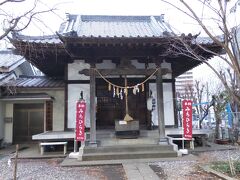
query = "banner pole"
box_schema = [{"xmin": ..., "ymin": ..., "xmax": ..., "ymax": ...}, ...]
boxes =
[
  {"xmin": 182, "ymin": 100, "xmax": 184, "ymax": 150},
  {"xmin": 182, "ymin": 126, "xmax": 184, "ymax": 149},
  {"xmin": 74, "ymin": 133, "xmax": 77, "ymax": 153},
  {"xmin": 74, "ymin": 102, "xmax": 77, "ymax": 153}
]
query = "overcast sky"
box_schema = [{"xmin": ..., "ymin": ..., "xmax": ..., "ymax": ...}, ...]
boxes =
[
  {"xmin": 3, "ymin": 0, "xmax": 239, "ymax": 37},
  {"xmin": 3, "ymin": 0, "xmax": 206, "ymax": 36}
]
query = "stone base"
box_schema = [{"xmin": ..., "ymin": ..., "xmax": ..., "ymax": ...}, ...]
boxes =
[
  {"xmin": 115, "ymin": 130, "xmax": 140, "ymax": 139},
  {"xmin": 69, "ymin": 152, "xmax": 79, "ymax": 159},
  {"xmin": 179, "ymin": 149, "xmax": 188, "ymax": 155},
  {"xmin": 115, "ymin": 120, "xmax": 140, "ymax": 139},
  {"xmin": 88, "ymin": 142, "xmax": 98, "ymax": 147},
  {"xmin": 115, "ymin": 120, "xmax": 139, "ymax": 131},
  {"xmin": 78, "ymin": 145, "xmax": 85, "ymax": 161},
  {"xmin": 158, "ymin": 138, "xmax": 168, "ymax": 145}
]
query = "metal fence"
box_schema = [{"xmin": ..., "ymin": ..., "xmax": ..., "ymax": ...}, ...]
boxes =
[
  {"xmin": 178, "ymin": 112, "xmax": 240, "ymax": 129},
  {"xmin": 178, "ymin": 112, "xmax": 240, "ymax": 140}
]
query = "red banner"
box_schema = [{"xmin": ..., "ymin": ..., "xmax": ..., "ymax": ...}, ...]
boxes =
[
  {"xmin": 76, "ymin": 100, "xmax": 86, "ymax": 141},
  {"xmin": 182, "ymin": 100, "xmax": 193, "ymax": 139}
]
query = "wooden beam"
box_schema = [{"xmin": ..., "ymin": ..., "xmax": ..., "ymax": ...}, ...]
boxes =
[
  {"xmin": 61, "ymin": 36, "xmax": 170, "ymax": 45},
  {"xmin": 89, "ymin": 67, "xmax": 97, "ymax": 146},
  {"xmin": 66, "ymin": 45, "xmax": 163, "ymax": 59},
  {"xmin": 172, "ymin": 80, "xmax": 178, "ymax": 127},
  {"xmin": 79, "ymin": 68, "xmax": 171, "ymax": 76}
]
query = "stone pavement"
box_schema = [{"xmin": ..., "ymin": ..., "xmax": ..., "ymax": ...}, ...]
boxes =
[{"xmin": 123, "ymin": 163, "xmax": 159, "ymax": 180}]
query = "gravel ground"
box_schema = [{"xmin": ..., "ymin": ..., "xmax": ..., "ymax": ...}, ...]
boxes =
[
  {"xmin": 150, "ymin": 160, "xmax": 219, "ymax": 179},
  {"xmin": 0, "ymin": 157, "xmax": 126, "ymax": 180},
  {"xmin": 150, "ymin": 148, "xmax": 240, "ymax": 180},
  {"xmin": 0, "ymin": 148, "xmax": 239, "ymax": 180}
]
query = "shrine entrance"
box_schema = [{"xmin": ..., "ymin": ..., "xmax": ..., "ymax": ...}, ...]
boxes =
[{"xmin": 96, "ymin": 78, "xmax": 148, "ymax": 129}]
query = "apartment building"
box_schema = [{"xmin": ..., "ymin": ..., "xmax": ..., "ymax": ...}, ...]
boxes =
[{"xmin": 175, "ymin": 70, "xmax": 194, "ymax": 98}]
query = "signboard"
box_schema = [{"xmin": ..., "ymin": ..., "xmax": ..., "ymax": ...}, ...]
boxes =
[
  {"xmin": 76, "ymin": 100, "xmax": 86, "ymax": 141},
  {"xmin": 182, "ymin": 100, "xmax": 193, "ymax": 139}
]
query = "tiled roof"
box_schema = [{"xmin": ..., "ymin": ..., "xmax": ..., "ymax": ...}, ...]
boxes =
[
  {"xmin": 0, "ymin": 72, "xmax": 16, "ymax": 86},
  {"xmin": 2, "ymin": 76, "xmax": 64, "ymax": 88},
  {"xmin": 0, "ymin": 93, "xmax": 53, "ymax": 101},
  {"xmin": 11, "ymin": 33, "xmax": 62, "ymax": 44},
  {"xmin": 59, "ymin": 15, "xmax": 174, "ymax": 38},
  {"xmin": 196, "ymin": 35, "xmax": 224, "ymax": 45},
  {"xmin": 11, "ymin": 15, "xmax": 220, "ymax": 46},
  {"xmin": 0, "ymin": 73, "xmax": 11, "ymax": 80},
  {"xmin": 0, "ymin": 50, "xmax": 25, "ymax": 72}
]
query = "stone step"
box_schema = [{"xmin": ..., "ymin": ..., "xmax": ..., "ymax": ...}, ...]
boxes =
[
  {"xmin": 95, "ymin": 130, "xmax": 159, "ymax": 138},
  {"xmin": 99, "ymin": 138, "xmax": 159, "ymax": 146},
  {"xmin": 82, "ymin": 150, "xmax": 177, "ymax": 161},
  {"xmin": 84, "ymin": 144, "xmax": 174, "ymax": 153}
]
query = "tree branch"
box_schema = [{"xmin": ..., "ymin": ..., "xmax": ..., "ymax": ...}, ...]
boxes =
[
  {"xmin": 179, "ymin": 0, "xmax": 225, "ymax": 47},
  {"xmin": 0, "ymin": 0, "xmax": 56, "ymax": 40},
  {"xmin": 0, "ymin": 0, "xmax": 25, "ymax": 6}
]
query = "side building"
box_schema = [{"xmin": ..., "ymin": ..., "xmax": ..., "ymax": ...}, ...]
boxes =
[{"xmin": 0, "ymin": 50, "xmax": 36, "ymax": 146}]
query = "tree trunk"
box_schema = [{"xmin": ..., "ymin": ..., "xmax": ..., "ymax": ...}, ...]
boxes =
[{"xmin": 214, "ymin": 113, "xmax": 221, "ymax": 139}]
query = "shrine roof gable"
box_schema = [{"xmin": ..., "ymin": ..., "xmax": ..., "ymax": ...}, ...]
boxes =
[{"xmin": 59, "ymin": 15, "xmax": 174, "ymax": 38}]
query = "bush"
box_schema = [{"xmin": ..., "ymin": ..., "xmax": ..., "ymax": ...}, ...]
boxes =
[{"xmin": 211, "ymin": 161, "xmax": 240, "ymax": 177}]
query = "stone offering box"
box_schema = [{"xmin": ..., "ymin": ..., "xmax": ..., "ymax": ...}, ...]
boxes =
[{"xmin": 115, "ymin": 120, "xmax": 140, "ymax": 138}]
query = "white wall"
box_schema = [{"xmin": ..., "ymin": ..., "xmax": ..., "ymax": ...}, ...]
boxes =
[
  {"xmin": 50, "ymin": 90, "xmax": 65, "ymax": 131},
  {"xmin": 96, "ymin": 60, "xmax": 116, "ymax": 69},
  {"xmin": 149, "ymin": 83, "xmax": 175, "ymax": 126},
  {"xmin": 161, "ymin": 61, "xmax": 172, "ymax": 79},
  {"xmin": 4, "ymin": 103, "xmax": 13, "ymax": 143},
  {"xmin": 68, "ymin": 60, "xmax": 90, "ymax": 80},
  {"xmin": 131, "ymin": 60, "xmax": 145, "ymax": 69},
  {"xmin": 0, "ymin": 101, "xmax": 4, "ymax": 141},
  {"xmin": 68, "ymin": 60, "xmax": 91, "ymax": 128},
  {"xmin": 68, "ymin": 84, "xmax": 90, "ymax": 128}
]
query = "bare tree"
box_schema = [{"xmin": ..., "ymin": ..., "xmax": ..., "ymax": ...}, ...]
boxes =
[
  {"xmin": 181, "ymin": 80, "xmax": 214, "ymax": 128},
  {"xmin": 212, "ymin": 90, "xmax": 228, "ymax": 139},
  {"xmin": 0, "ymin": 0, "xmax": 57, "ymax": 40},
  {"xmin": 161, "ymin": 0, "xmax": 240, "ymax": 107}
]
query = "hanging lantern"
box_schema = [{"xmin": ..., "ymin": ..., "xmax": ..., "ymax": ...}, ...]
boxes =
[
  {"xmin": 113, "ymin": 86, "xmax": 116, "ymax": 97},
  {"xmin": 120, "ymin": 89, "xmax": 123, "ymax": 100},
  {"xmin": 136, "ymin": 85, "xmax": 140, "ymax": 93},
  {"xmin": 108, "ymin": 83, "xmax": 111, "ymax": 91},
  {"xmin": 133, "ymin": 86, "xmax": 137, "ymax": 95},
  {"xmin": 116, "ymin": 87, "xmax": 120, "ymax": 97}
]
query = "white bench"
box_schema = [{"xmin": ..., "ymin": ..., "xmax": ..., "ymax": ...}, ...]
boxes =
[
  {"xmin": 40, "ymin": 142, "xmax": 67, "ymax": 155},
  {"xmin": 171, "ymin": 137, "xmax": 195, "ymax": 150}
]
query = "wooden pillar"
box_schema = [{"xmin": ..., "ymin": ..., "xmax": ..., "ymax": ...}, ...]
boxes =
[
  {"xmin": 89, "ymin": 67, "xmax": 97, "ymax": 146},
  {"xmin": 156, "ymin": 66, "xmax": 168, "ymax": 144},
  {"xmin": 64, "ymin": 64, "xmax": 68, "ymax": 130},
  {"xmin": 172, "ymin": 79, "xmax": 178, "ymax": 128}
]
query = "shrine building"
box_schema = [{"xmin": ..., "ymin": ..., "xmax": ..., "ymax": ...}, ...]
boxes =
[{"xmin": 0, "ymin": 15, "xmax": 222, "ymax": 159}]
